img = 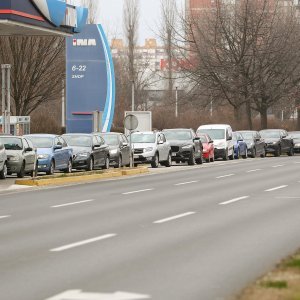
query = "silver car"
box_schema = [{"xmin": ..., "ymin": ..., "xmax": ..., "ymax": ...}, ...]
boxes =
[
  {"xmin": 131, "ymin": 131, "xmax": 172, "ymax": 168},
  {"xmin": 0, "ymin": 136, "xmax": 37, "ymax": 178},
  {"xmin": 0, "ymin": 140, "xmax": 7, "ymax": 179}
]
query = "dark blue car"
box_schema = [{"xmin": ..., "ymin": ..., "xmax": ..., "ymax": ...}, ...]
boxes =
[
  {"xmin": 233, "ymin": 132, "xmax": 248, "ymax": 159},
  {"xmin": 25, "ymin": 134, "xmax": 73, "ymax": 175}
]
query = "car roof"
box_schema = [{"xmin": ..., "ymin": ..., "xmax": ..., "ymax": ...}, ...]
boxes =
[
  {"xmin": 259, "ymin": 129, "xmax": 281, "ymax": 131},
  {"xmin": 238, "ymin": 130, "xmax": 257, "ymax": 133},
  {"xmin": 63, "ymin": 133, "xmax": 94, "ymax": 136},
  {"xmin": 163, "ymin": 128, "xmax": 192, "ymax": 131},
  {"xmin": 198, "ymin": 124, "xmax": 232, "ymax": 129},
  {"xmin": 25, "ymin": 134, "xmax": 57, "ymax": 138}
]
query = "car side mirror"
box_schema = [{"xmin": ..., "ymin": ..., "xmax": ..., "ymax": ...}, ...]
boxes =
[
  {"xmin": 227, "ymin": 136, "xmax": 232, "ymax": 141},
  {"xmin": 54, "ymin": 144, "xmax": 62, "ymax": 150},
  {"xmin": 93, "ymin": 144, "xmax": 101, "ymax": 149},
  {"xmin": 25, "ymin": 147, "xmax": 33, "ymax": 152},
  {"xmin": 209, "ymin": 140, "xmax": 214, "ymax": 143}
]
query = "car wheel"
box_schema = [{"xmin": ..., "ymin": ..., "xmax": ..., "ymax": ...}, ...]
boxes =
[
  {"xmin": 64, "ymin": 159, "xmax": 73, "ymax": 173},
  {"xmin": 103, "ymin": 156, "xmax": 110, "ymax": 169},
  {"xmin": 287, "ymin": 147, "xmax": 294, "ymax": 156},
  {"xmin": 229, "ymin": 148, "xmax": 234, "ymax": 160},
  {"xmin": 0, "ymin": 163, "xmax": 7, "ymax": 179},
  {"xmin": 188, "ymin": 150, "xmax": 196, "ymax": 165},
  {"xmin": 151, "ymin": 153, "xmax": 159, "ymax": 168},
  {"xmin": 260, "ymin": 149, "xmax": 266, "ymax": 158},
  {"xmin": 17, "ymin": 162, "xmax": 25, "ymax": 178},
  {"xmin": 196, "ymin": 155, "xmax": 203, "ymax": 164},
  {"xmin": 205, "ymin": 158, "xmax": 210, "ymax": 163},
  {"xmin": 164, "ymin": 153, "xmax": 172, "ymax": 167},
  {"xmin": 46, "ymin": 160, "xmax": 55, "ymax": 175},
  {"xmin": 210, "ymin": 155, "xmax": 215, "ymax": 162},
  {"xmin": 115, "ymin": 155, "xmax": 122, "ymax": 168},
  {"xmin": 251, "ymin": 148, "xmax": 256, "ymax": 158},
  {"xmin": 86, "ymin": 157, "xmax": 94, "ymax": 171},
  {"xmin": 274, "ymin": 146, "xmax": 281, "ymax": 157},
  {"xmin": 223, "ymin": 150, "xmax": 229, "ymax": 161},
  {"xmin": 235, "ymin": 149, "xmax": 240, "ymax": 159}
]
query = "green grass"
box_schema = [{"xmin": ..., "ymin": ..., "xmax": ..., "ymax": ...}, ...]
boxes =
[
  {"xmin": 285, "ymin": 258, "xmax": 300, "ymax": 269},
  {"xmin": 261, "ymin": 280, "xmax": 288, "ymax": 289}
]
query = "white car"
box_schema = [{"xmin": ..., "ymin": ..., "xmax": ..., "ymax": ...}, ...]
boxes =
[
  {"xmin": 131, "ymin": 131, "xmax": 172, "ymax": 168},
  {"xmin": 0, "ymin": 140, "xmax": 7, "ymax": 179},
  {"xmin": 197, "ymin": 124, "xmax": 234, "ymax": 160}
]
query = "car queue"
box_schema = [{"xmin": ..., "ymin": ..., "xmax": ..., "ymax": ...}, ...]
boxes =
[{"xmin": 0, "ymin": 124, "xmax": 299, "ymax": 180}]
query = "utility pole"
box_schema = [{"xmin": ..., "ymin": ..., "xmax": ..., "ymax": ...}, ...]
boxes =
[
  {"xmin": 175, "ymin": 86, "xmax": 178, "ymax": 118},
  {"xmin": 1, "ymin": 64, "xmax": 11, "ymax": 134},
  {"xmin": 131, "ymin": 80, "xmax": 135, "ymax": 111}
]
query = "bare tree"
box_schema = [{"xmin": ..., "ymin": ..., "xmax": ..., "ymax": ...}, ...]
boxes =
[
  {"xmin": 123, "ymin": 0, "xmax": 139, "ymax": 109},
  {"xmin": 175, "ymin": 0, "xmax": 300, "ymax": 128},
  {"xmin": 80, "ymin": 0, "xmax": 99, "ymax": 24},
  {"xmin": 0, "ymin": 36, "xmax": 65, "ymax": 116},
  {"xmin": 160, "ymin": 0, "xmax": 177, "ymax": 104}
]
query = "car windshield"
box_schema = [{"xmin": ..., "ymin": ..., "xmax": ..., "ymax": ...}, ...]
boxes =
[
  {"xmin": 239, "ymin": 132, "xmax": 254, "ymax": 140},
  {"xmin": 260, "ymin": 131, "xmax": 281, "ymax": 138},
  {"xmin": 131, "ymin": 133, "xmax": 156, "ymax": 143},
  {"xmin": 63, "ymin": 135, "xmax": 92, "ymax": 147},
  {"xmin": 164, "ymin": 131, "xmax": 192, "ymax": 140},
  {"xmin": 289, "ymin": 132, "xmax": 300, "ymax": 139},
  {"xmin": 101, "ymin": 134, "xmax": 119, "ymax": 146},
  {"xmin": 198, "ymin": 129, "xmax": 225, "ymax": 139},
  {"xmin": 199, "ymin": 135, "xmax": 208, "ymax": 143},
  {"xmin": 0, "ymin": 137, "xmax": 23, "ymax": 150},
  {"xmin": 26, "ymin": 136, "xmax": 53, "ymax": 148}
]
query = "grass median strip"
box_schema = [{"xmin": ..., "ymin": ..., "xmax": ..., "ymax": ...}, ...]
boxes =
[
  {"xmin": 15, "ymin": 167, "xmax": 149, "ymax": 187},
  {"xmin": 237, "ymin": 249, "xmax": 300, "ymax": 300}
]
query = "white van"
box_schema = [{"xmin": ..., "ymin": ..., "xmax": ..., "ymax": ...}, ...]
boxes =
[{"xmin": 197, "ymin": 124, "xmax": 234, "ymax": 160}]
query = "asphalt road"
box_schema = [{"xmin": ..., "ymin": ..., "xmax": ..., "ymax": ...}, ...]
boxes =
[{"xmin": 1, "ymin": 156, "xmax": 300, "ymax": 300}]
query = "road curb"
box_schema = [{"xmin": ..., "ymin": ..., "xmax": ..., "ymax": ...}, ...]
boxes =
[{"xmin": 15, "ymin": 167, "xmax": 149, "ymax": 187}]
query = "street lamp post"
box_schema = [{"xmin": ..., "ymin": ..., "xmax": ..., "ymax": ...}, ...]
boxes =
[
  {"xmin": 1, "ymin": 64, "xmax": 11, "ymax": 134},
  {"xmin": 175, "ymin": 86, "xmax": 178, "ymax": 118}
]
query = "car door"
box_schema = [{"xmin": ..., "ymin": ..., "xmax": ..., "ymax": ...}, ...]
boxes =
[
  {"xmin": 121, "ymin": 134, "xmax": 130, "ymax": 165},
  {"xmin": 99, "ymin": 136, "xmax": 109, "ymax": 166},
  {"xmin": 191, "ymin": 130, "xmax": 201, "ymax": 157},
  {"xmin": 0, "ymin": 142, "xmax": 5, "ymax": 170},
  {"xmin": 59, "ymin": 137, "xmax": 70, "ymax": 168},
  {"xmin": 92, "ymin": 135, "xmax": 102, "ymax": 166},
  {"xmin": 53, "ymin": 137, "xmax": 63, "ymax": 168},
  {"xmin": 23, "ymin": 138, "xmax": 35, "ymax": 171},
  {"xmin": 280, "ymin": 130, "xmax": 289, "ymax": 151}
]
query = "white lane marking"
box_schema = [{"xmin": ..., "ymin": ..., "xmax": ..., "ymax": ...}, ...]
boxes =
[
  {"xmin": 51, "ymin": 199, "xmax": 94, "ymax": 208},
  {"xmin": 50, "ymin": 234, "xmax": 117, "ymax": 252},
  {"xmin": 219, "ymin": 196, "xmax": 249, "ymax": 205},
  {"xmin": 272, "ymin": 165, "xmax": 284, "ymax": 168},
  {"xmin": 0, "ymin": 215, "xmax": 11, "ymax": 220},
  {"xmin": 265, "ymin": 185, "xmax": 288, "ymax": 192},
  {"xmin": 216, "ymin": 174, "xmax": 235, "ymax": 179},
  {"xmin": 174, "ymin": 181, "xmax": 198, "ymax": 186},
  {"xmin": 154, "ymin": 212, "xmax": 196, "ymax": 224},
  {"xmin": 276, "ymin": 196, "xmax": 300, "ymax": 199},
  {"xmin": 45, "ymin": 289, "xmax": 151, "ymax": 300},
  {"xmin": 122, "ymin": 189, "xmax": 153, "ymax": 195},
  {"xmin": 246, "ymin": 169, "xmax": 262, "ymax": 173}
]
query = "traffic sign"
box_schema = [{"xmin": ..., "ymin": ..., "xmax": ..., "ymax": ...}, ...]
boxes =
[{"xmin": 124, "ymin": 114, "xmax": 139, "ymax": 131}]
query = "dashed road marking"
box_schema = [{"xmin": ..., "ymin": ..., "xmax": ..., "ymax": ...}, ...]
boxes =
[
  {"xmin": 122, "ymin": 189, "xmax": 154, "ymax": 195},
  {"xmin": 216, "ymin": 174, "xmax": 235, "ymax": 179},
  {"xmin": 219, "ymin": 196, "xmax": 249, "ymax": 205},
  {"xmin": 174, "ymin": 181, "xmax": 198, "ymax": 186},
  {"xmin": 50, "ymin": 234, "xmax": 117, "ymax": 252},
  {"xmin": 51, "ymin": 199, "xmax": 94, "ymax": 208},
  {"xmin": 246, "ymin": 169, "xmax": 262, "ymax": 173},
  {"xmin": 0, "ymin": 215, "xmax": 11, "ymax": 220},
  {"xmin": 265, "ymin": 185, "xmax": 288, "ymax": 192},
  {"xmin": 154, "ymin": 212, "xmax": 196, "ymax": 224}
]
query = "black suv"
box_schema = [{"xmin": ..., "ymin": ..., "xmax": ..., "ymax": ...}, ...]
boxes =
[
  {"xmin": 162, "ymin": 128, "xmax": 203, "ymax": 165},
  {"xmin": 259, "ymin": 129, "xmax": 294, "ymax": 157}
]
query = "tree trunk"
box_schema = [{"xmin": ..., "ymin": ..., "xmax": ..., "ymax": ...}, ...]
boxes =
[
  {"xmin": 246, "ymin": 101, "xmax": 253, "ymax": 130},
  {"xmin": 234, "ymin": 106, "xmax": 241, "ymax": 123},
  {"xmin": 260, "ymin": 107, "xmax": 268, "ymax": 129}
]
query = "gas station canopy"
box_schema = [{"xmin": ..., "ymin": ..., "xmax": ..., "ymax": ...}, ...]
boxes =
[{"xmin": 0, "ymin": 0, "xmax": 88, "ymax": 36}]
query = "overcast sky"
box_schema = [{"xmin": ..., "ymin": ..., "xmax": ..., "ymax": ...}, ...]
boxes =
[{"xmin": 96, "ymin": 0, "xmax": 184, "ymax": 45}]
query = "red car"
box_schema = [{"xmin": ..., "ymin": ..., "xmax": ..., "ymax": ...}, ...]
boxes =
[{"xmin": 198, "ymin": 133, "xmax": 214, "ymax": 162}]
